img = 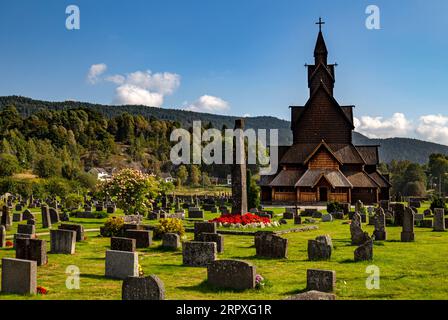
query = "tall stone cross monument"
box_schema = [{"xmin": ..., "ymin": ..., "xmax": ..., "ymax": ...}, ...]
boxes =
[{"xmin": 231, "ymin": 119, "xmax": 248, "ymax": 214}]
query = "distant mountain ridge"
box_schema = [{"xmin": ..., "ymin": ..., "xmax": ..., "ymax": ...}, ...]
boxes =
[{"xmin": 1, "ymin": 95, "xmax": 447, "ymax": 164}]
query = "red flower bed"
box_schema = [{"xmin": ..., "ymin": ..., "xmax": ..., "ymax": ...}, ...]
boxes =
[
  {"xmin": 37, "ymin": 286, "xmax": 49, "ymax": 295},
  {"xmin": 5, "ymin": 240, "xmax": 13, "ymax": 248},
  {"xmin": 210, "ymin": 213, "xmax": 271, "ymax": 225}
]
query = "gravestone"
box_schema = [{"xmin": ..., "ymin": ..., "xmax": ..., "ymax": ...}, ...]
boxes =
[
  {"xmin": 350, "ymin": 213, "xmax": 370, "ymax": 245},
  {"xmin": 392, "ymin": 203, "xmax": 405, "ymax": 226},
  {"xmin": 18, "ymin": 224, "xmax": 35, "ymax": 235},
  {"xmin": 105, "ymin": 250, "xmax": 139, "ymax": 280},
  {"xmin": 197, "ymin": 232, "xmax": 224, "ymax": 253},
  {"xmin": 50, "ymin": 229, "xmax": 76, "ymax": 254},
  {"xmin": 254, "ymin": 232, "xmax": 288, "ymax": 259},
  {"xmin": 373, "ymin": 207, "xmax": 387, "ymax": 241},
  {"xmin": 23, "ymin": 209, "xmax": 34, "ymax": 221},
  {"xmin": 58, "ymin": 224, "xmax": 85, "ymax": 242},
  {"xmin": 321, "ymin": 214, "xmax": 333, "ymax": 222},
  {"xmin": 194, "ymin": 222, "xmax": 217, "ymax": 241},
  {"xmin": 107, "ymin": 205, "xmax": 116, "ymax": 214},
  {"xmin": 331, "ymin": 212, "xmax": 344, "ymax": 220},
  {"xmin": 111, "ymin": 237, "xmax": 136, "ymax": 252},
  {"xmin": 188, "ymin": 209, "xmax": 204, "ymax": 219},
  {"xmin": 49, "ymin": 207, "xmax": 60, "ymax": 224},
  {"xmin": 308, "ymin": 235, "xmax": 332, "ymax": 261},
  {"xmin": 13, "ymin": 213, "xmax": 23, "ymax": 222},
  {"xmin": 231, "ymin": 119, "xmax": 248, "ymax": 214},
  {"xmin": 312, "ymin": 211, "xmax": 323, "ymax": 219},
  {"xmin": 182, "ymin": 241, "xmax": 217, "ymax": 267},
  {"xmin": 355, "ymin": 200, "xmax": 364, "ymax": 214},
  {"xmin": 122, "ymin": 275, "xmax": 165, "ymax": 300},
  {"xmin": 294, "ymin": 215, "xmax": 302, "ymax": 225},
  {"xmin": 433, "ymin": 208, "xmax": 446, "ymax": 232},
  {"xmin": 147, "ymin": 212, "xmax": 160, "ymax": 220},
  {"xmin": 285, "ymin": 291, "xmax": 336, "ymax": 300},
  {"xmin": 124, "ymin": 230, "xmax": 152, "ymax": 248},
  {"xmin": 1, "ymin": 258, "xmax": 37, "ymax": 295},
  {"xmin": 307, "ymin": 269, "xmax": 336, "ymax": 293},
  {"xmin": 283, "ymin": 211, "xmax": 294, "ymax": 220},
  {"xmin": 162, "ymin": 233, "xmax": 181, "ymax": 250},
  {"xmin": 354, "ymin": 238, "xmax": 373, "ymax": 261},
  {"xmin": 207, "ymin": 260, "xmax": 256, "ymax": 290},
  {"xmin": 401, "ymin": 207, "xmax": 415, "ymax": 242},
  {"xmin": 0, "ymin": 225, "xmax": 5, "ymax": 247},
  {"xmin": 15, "ymin": 238, "xmax": 48, "ymax": 266},
  {"xmin": 1, "ymin": 205, "xmax": 12, "ymax": 230},
  {"xmin": 41, "ymin": 206, "xmax": 51, "ymax": 228}
]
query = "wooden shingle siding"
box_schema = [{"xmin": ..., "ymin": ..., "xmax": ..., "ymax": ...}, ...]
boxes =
[{"xmin": 309, "ymin": 149, "xmax": 339, "ymax": 170}]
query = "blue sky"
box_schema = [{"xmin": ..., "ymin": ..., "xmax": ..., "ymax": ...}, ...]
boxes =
[{"xmin": 1, "ymin": 0, "xmax": 448, "ymax": 143}]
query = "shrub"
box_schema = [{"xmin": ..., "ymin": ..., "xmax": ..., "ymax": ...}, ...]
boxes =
[
  {"xmin": 65, "ymin": 193, "xmax": 83, "ymax": 209},
  {"xmin": 0, "ymin": 153, "xmax": 20, "ymax": 177},
  {"xmin": 98, "ymin": 168, "xmax": 159, "ymax": 215},
  {"xmin": 327, "ymin": 201, "xmax": 342, "ymax": 214},
  {"xmin": 101, "ymin": 217, "xmax": 125, "ymax": 237},
  {"xmin": 430, "ymin": 197, "xmax": 448, "ymax": 213},
  {"xmin": 92, "ymin": 211, "xmax": 108, "ymax": 219},
  {"xmin": 154, "ymin": 218, "xmax": 185, "ymax": 239}
]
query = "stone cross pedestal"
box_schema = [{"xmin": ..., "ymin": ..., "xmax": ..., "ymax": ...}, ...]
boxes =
[{"xmin": 231, "ymin": 119, "xmax": 248, "ymax": 215}]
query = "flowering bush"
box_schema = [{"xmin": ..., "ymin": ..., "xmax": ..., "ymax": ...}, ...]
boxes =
[
  {"xmin": 101, "ymin": 217, "xmax": 125, "ymax": 237},
  {"xmin": 5, "ymin": 240, "xmax": 13, "ymax": 248},
  {"xmin": 255, "ymin": 274, "xmax": 265, "ymax": 290},
  {"xmin": 210, "ymin": 213, "xmax": 271, "ymax": 225},
  {"xmin": 97, "ymin": 168, "xmax": 159, "ymax": 215},
  {"xmin": 154, "ymin": 218, "xmax": 185, "ymax": 239},
  {"xmin": 37, "ymin": 286, "xmax": 49, "ymax": 295}
]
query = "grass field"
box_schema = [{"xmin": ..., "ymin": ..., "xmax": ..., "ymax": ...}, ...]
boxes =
[{"xmin": 1, "ymin": 205, "xmax": 447, "ymax": 300}]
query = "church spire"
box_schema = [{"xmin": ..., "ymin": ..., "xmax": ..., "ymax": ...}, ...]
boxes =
[{"xmin": 314, "ymin": 18, "xmax": 328, "ymax": 65}]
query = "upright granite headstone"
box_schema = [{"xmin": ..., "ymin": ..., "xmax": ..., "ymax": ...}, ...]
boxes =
[
  {"xmin": 15, "ymin": 238, "xmax": 48, "ymax": 266},
  {"xmin": 254, "ymin": 231, "xmax": 288, "ymax": 259},
  {"xmin": 58, "ymin": 224, "xmax": 85, "ymax": 242},
  {"xmin": 182, "ymin": 241, "xmax": 217, "ymax": 267},
  {"xmin": 105, "ymin": 250, "xmax": 139, "ymax": 279},
  {"xmin": 122, "ymin": 275, "xmax": 165, "ymax": 300},
  {"xmin": 1, "ymin": 205, "xmax": 12, "ymax": 230},
  {"xmin": 308, "ymin": 235, "xmax": 332, "ymax": 261},
  {"xmin": 111, "ymin": 237, "xmax": 136, "ymax": 252},
  {"xmin": 373, "ymin": 207, "xmax": 387, "ymax": 241},
  {"xmin": 433, "ymin": 208, "xmax": 446, "ymax": 232},
  {"xmin": 41, "ymin": 205, "xmax": 51, "ymax": 228},
  {"xmin": 50, "ymin": 229, "xmax": 76, "ymax": 254},
  {"xmin": 162, "ymin": 233, "xmax": 181, "ymax": 250},
  {"xmin": 231, "ymin": 119, "xmax": 248, "ymax": 214},
  {"xmin": 354, "ymin": 237, "xmax": 373, "ymax": 261},
  {"xmin": 1, "ymin": 258, "xmax": 37, "ymax": 295},
  {"xmin": 350, "ymin": 213, "xmax": 369, "ymax": 245},
  {"xmin": 0, "ymin": 225, "xmax": 6, "ymax": 247},
  {"xmin": 49, "ymin": 207, "xmax": 60, "ymax": 224},
  {"xmin": 307, "ymin": 269, "xmax": 336, "ymax": 293},
  {"xmin": 194, "ymin": 222, "xmax": 217, "ymax": 241},
  {"xmin": 207, "ymin": 260, "xmax": 256, "ymax": 290},
  {"xmin": 401, "ymin": 207, "xmax": 415, "ymax": 242}
]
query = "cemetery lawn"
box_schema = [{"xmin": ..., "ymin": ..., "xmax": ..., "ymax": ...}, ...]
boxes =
[{"xmin": 2, "ymin": 214, "xmax": 448, "ymax": 300}]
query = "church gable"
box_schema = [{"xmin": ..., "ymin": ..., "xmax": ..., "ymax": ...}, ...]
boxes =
[
  {"xmin": 307, "ymin": 147, "xmax": 339, "ymax": 170},
  {"xmin": 293, "ymin": 86, "xmax": 352, "ymax": 144}
]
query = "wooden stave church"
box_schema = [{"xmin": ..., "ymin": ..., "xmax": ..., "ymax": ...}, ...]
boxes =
[{"xmin": 260, "ymin": 22, "xmax": 391, "ymax": 205}]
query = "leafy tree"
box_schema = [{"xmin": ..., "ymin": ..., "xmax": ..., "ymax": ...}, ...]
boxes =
[
  {"xmin": 33, "ymin": 154, "xmax": 62, "ymax": 178},
  {"xmin": 190, "ymin": 165, "xmax": 201, "ymax": 186},
  {"xmin": 176, "ymin": 165, "xmax": 188, "ymax": 186},
  {"xmin": 0, "ymin": 153, "xmax": 20, "ymax": 177}
]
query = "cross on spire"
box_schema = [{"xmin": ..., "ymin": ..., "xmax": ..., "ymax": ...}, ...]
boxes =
[{"xmin": 316, "ymin": 17, "xmax": 325, "ymax": 32}]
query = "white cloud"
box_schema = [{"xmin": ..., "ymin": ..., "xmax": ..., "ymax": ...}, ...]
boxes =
[
  {"xmin": 87, "ymin": 63, "xmax": 108, "ymax": 84},
  {"xmin": 185, "ymin": 95, "xmax": 230, "ymax": 114},
  {"xmin": 114, "ymin": 84, "xmax": 164, "ymax": 107},
  {"xmin": 416, "ymin": 114, "xmax": 448, "ymax": 145},
  {"xmin": 354, "ymin": 113, "xmax": 412, "ymax": 139},
  {"xmin": 88, "ymin": 66, "xmax": 181, "ymax": 107}
]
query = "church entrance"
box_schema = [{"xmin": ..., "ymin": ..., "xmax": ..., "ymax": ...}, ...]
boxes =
[{"xmin": 319, "ymin": 187, "xmax": 328, "ymax": 202}]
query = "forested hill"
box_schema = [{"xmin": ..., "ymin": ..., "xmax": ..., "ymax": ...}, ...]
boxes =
[{"xmin": 1, "ymin": 95, "xmax": 447, "ymax": 164}]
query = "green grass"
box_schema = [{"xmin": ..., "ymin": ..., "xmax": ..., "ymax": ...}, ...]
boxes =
[{"xmin": 1, "ymin": 203, "xmax": 448, "ymax": 300}]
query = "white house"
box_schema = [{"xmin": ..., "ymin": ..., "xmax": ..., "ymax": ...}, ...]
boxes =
[
  {"xmin": 88, "ymin": 168, "xmax": 112, "ymax": 182},
  {"xmin": 160, "ymin": 172, "xmax": 174, "ymax": 183}
]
